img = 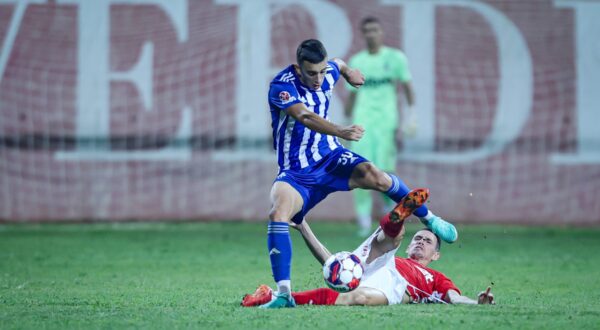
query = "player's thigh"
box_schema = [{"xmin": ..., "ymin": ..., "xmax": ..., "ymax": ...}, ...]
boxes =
[
  {"xmin": 335, "ymin": 287, "xmax": 389, "ymax": 306},
  {"xmin": 348, "ymin": 162, "xmax": 392, "ymax": 192},
  {"xmin": 269, "ymin": 181, "xmax": 304, "ymax": 222}
]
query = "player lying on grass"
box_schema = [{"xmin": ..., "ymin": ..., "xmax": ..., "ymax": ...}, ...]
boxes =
[{"xmin": 244, "ymin": 189, "xmax": 495, "ymax": 306}]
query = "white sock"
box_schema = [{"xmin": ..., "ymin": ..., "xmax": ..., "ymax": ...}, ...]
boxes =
[
  {"xmin": 357, "ymin": 214, "xmax": 371, "ymax": 231},
  {"xmin": 277, "ymin": 280, "xmax": 291, "ymax": 295},
  {"xmin": 420, "ymin": 211, "xmax": 435, "ymax": 224}
]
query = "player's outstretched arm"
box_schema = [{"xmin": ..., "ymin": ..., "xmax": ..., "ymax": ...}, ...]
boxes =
[
  {"xmin": 286, "ymin": 103, "xmax": 364, "ymax": 141},
  {"xmin": 291, "ymin": 220, "xmax": 332, "ymax": 265},
  {"xmin": 332, "ymin": 58, "xmax": 364, "ymax": 88},
  {"xmin": 446, "ymin": 287, "xmax": 495, "ymax": 305}
]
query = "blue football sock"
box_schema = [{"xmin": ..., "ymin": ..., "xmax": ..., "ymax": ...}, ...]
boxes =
[
  {"xmin": 385, "ymin": 173, "xmax": 429, "ymax": 218},
  {"xmin": 267, "ymin": 222, "xmax": 292, "ymax": 293}
]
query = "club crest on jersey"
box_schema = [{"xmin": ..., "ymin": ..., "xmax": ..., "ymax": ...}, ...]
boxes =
[{"xmin": 279, "ymin": 91, "xmax": 296, "ymax": 104}]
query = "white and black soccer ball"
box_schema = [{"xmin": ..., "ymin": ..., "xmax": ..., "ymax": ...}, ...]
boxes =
[{"xmin": 323, "ymin": 251, "xmax": 364, "ymax": 292}]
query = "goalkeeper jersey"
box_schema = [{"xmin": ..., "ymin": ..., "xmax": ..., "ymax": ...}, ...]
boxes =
[{"xmin": 347, "ymin": 47, "xmax": 411, "ymax": 129}]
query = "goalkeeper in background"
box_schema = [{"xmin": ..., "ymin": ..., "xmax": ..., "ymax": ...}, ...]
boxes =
[{"xmin": 345, "ymin": 16, "xmax": 416, "ymax": 236}]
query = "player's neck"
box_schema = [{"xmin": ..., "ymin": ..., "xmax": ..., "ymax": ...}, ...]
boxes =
[
  {"xmin": 409, "ymin": 256, "xmax": 431, "ymax": 268},
  {"xmin": 367, "ymin": 45, "xmax": 382, "ymax": 54}
]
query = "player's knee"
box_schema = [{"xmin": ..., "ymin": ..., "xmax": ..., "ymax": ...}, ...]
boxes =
[
  {"xmin": 268, "ymin": 207, "xmax": 291, "ymax": 223},
  {"xmin": 355, "ymin": 163, "xmax": 388, "ymax": 191},
  {"xmin": 360, "ymin": 163, "xmax": 389, "ymax": 191},
  {"xmin": 372, "ymin": 170, "xmax": 391, "ymax": 192},
  {"xmin": 352, "ymin": 292, "xmax": 369, "ymax": 305}
]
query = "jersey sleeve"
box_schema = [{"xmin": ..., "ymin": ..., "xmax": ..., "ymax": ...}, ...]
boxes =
[
  {"xmin": 393, "ymin": 50, "xmax": 412, "ymax": 83},
  {"xmin": 327, "ymin": 60, "xmax": 342, "ymax": 84},
  {"xmin": 432, "ymin": 270, "xmax": 461, "ymax": 299},
  {"xmin": 268, "ymin": 80, "xmax": 302, "ymax": 111}
]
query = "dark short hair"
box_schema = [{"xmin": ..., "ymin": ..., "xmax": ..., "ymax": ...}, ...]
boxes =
[
  {"xmin": 296, "ymin": 39, "xmax": 327, "ymax": 65},
  {"xmin": 421, "ymin": 228, "xmax": 441, "ymax": 251},
  {"xmin": 360, "ymin": 16, "xmax": 381, "ymax": 28}
]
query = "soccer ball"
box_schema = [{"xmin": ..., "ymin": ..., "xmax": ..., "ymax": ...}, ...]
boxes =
[{"xmin": 322, "ymin": 252, "xmax": 364, "ymax": 292}]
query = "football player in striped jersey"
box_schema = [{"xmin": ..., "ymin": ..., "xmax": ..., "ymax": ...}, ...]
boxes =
[{"xmin": 262, "ymin": 39, "xmax": 457, "ymax": 308}]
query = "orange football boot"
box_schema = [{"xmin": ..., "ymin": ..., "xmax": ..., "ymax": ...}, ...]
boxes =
[
  {"xmin": 241, "ymin": 284, "xmax": 274, "ymax": 307},
  {"xmin": 389, "ymin": 188, "xmax": 430, "ymax": 223}
]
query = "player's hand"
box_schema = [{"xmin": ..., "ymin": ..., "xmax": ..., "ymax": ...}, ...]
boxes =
[
  {"xmin": 477, "ymin": 286, "xmax": 495, "ymax": 305},
  {"xmin": 344, "ymin": 68, "xmax": 365, "ymax": 88},
  {"xmin": 338, "ymin": 124, "xmax": 365, "ymax": 141}
]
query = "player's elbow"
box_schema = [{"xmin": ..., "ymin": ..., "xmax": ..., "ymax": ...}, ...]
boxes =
[
  {"xmin": 296, "ymin": 111, "xmax": 315, "ymax": 125},
  {"xmin": 446, "ymin": 290, "xmax": 460, "ymax": 304}
]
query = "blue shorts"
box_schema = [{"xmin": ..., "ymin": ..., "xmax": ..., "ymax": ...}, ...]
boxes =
[{"xmin": 274, "ymin": 148, "xmax": 368, "ymax": 224}]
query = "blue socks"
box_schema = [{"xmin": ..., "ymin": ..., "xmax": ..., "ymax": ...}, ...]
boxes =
[
  {"xmin": 385, "ymin": 173, "xmax": 429, "ymax": 218},
  {"xmin": 267, "ymin": 221, "xmax": 292, "ymax": 293}
]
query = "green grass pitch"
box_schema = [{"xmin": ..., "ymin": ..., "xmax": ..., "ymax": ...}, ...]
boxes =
[{"xmin": 1, "ymin": 221, "xmax": 599, "ymax": 329}]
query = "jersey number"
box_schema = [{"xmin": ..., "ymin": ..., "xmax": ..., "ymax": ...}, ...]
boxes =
[{"xmin": 338, "ymin": 151, "xmax": 358, "ymax": 166}]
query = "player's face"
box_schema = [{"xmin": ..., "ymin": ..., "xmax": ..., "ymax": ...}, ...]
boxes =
[
  {"xmin": 361, "ymin": 22, "xmax": 383, "ymax": 49},
  {"xmin": 295, "ymin": 59, "xmax": 328, "ymax": 90},
  {"xmin": 406, "ymin": 230, "xmax": 440, "ymax": 262}
]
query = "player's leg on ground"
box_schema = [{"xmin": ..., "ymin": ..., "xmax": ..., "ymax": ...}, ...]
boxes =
[
  {"xmin": 353, "ymin": 188, "xmax": 373, "ymax": 237},
  {"xmin": 348, "ymin": 162, "xmax": 458, "ymax": 243},
  {"xmin": 291, "ymin": 288, "xmax": 339, "ymax": 305},
  {"xmin": 290, "ymin": 287, "xmax": 388, "ymax": 306},
  {"xmin": 335, "ymin": 287, "xmax": 389, "ymax": 306},
  {"xmin": 261, "ymin": 181, "xmax": 304, "ymax": 308}
]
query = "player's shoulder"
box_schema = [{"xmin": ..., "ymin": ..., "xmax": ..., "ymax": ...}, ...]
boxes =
[
  {"xmin": 326, "ymin": 60, "xmax": 340, "ymax": 72},
  {"xmin": 424, "ymin": 263, "xmax": 450, "ymax": 279},
  {"xmin": 394, "ymin": 257, "xmax": 411, "ymax": 267},
  {"xmin": 384, "ymin": 46, "xmax": 408, "ymax": 60},
  {"xmin": 271, "ymin": 65, "xmax": 297, "ymax": 84},
  {"xmin": 270, "ymin": 65, "xmax": 298, "ymax": 91}
]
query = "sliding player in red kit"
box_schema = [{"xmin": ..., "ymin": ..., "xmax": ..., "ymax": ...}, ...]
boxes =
[{"xmin": 244, "ymin": 189, "xmax": 494, "ymax": 306}]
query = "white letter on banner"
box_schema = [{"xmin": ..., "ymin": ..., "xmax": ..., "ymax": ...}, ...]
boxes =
[
  {"xmin": 0, "ymin": 1, "xmax": 45, "ymax": 81},
  {"xmin": 382, "ymin": 0, "xmax": 533, "ymax": 163},
  {"xmin": 55, "ymin": 0, "xmax": 192, "ymax": 161},
  {"xmin": 552, "ymin": 1, "xmax": 600, "ymax": 164}
]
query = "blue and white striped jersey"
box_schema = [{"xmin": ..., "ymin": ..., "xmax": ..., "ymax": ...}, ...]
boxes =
[{"xmin": 268, "ymin": 61, "xmax": 343, "ymax": 171}]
